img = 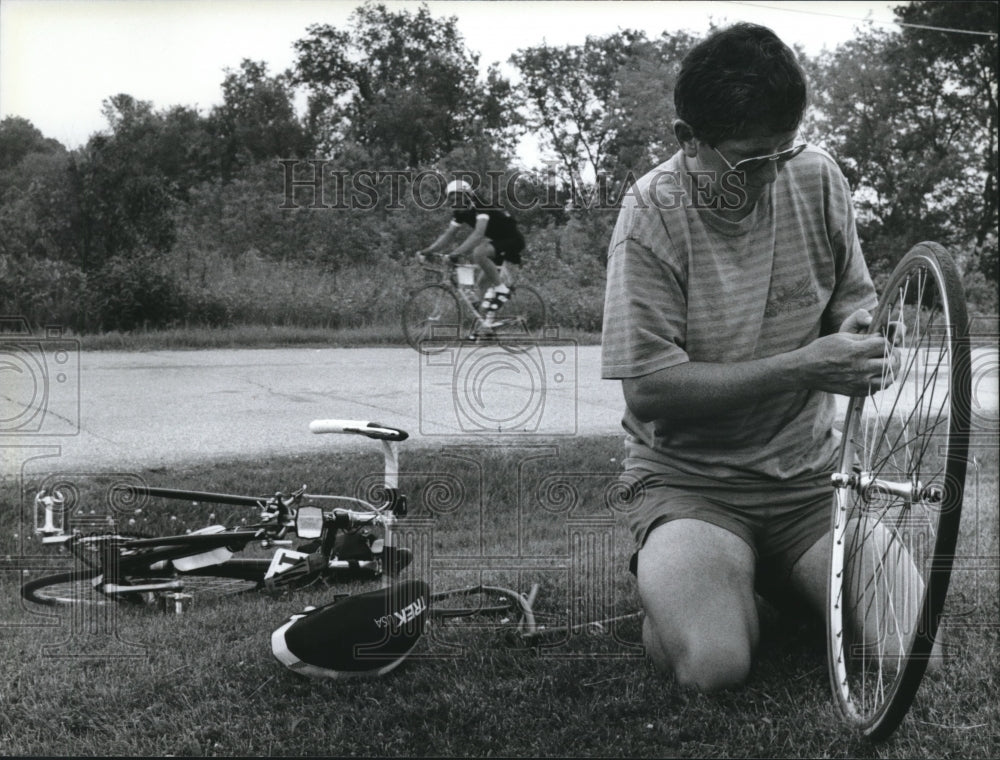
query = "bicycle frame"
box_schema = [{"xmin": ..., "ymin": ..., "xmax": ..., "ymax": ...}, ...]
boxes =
[
  {"xmin": 421, "ymin": 262, "xmax": 494, "ymax": 312},
  {"xmin": 418, "ymin": 260, "xmax": 526, "ymax": 335},
  {"xmin": 29, "ymin": 420, "xmax": 410, "ymax": 602},
  {"xmin": 27, "ymin": 417, "xmax": 544, "ymax": 638}
]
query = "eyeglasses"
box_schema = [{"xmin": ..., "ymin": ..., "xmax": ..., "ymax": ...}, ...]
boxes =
[{"xmin": 711, "ymin": 143, "xmax": 807, "ymax": 174}]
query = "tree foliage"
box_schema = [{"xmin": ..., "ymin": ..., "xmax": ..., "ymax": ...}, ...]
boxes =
[
  {"xmin": 293, "ymin": 2, "xmax": 519, "ymax": 165},
  {"xmin": 212, "ymin": 59, "xmax": 310, "ymax": 179},
  {"xmin": 808, "ymin": 1, "xmax": 998, "ymax": 282},
  {"xmin": 512, "ymin": 31, "xmax": 642, "ymax": 191},
  {"xmin": 0, "ymin": 1, "xmax": 996, "ymax": 334}
]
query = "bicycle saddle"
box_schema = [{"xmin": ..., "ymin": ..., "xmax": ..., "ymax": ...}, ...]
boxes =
[{"xmin": 271, "ymin": 579, "xmax": 429, "ymax": 679}]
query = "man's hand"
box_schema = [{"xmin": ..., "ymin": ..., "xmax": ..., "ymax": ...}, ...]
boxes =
[
  {"xmin": 795, "ymin": 309, "xmax": 900, "ymax": 396},
  {"xmin": 839, "ymin": 308, "xmax": 874, "ymax": 335}
]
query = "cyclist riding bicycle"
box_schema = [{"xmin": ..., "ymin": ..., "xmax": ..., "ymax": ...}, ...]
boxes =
[{"xmin": 415, "ymin": 179, "xmax": 526, "ymax": 322}]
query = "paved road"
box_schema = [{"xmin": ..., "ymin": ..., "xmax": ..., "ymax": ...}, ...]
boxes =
[
  {"xmin": 1, "ymin": 344, "xmax": 625, "ymax": 477},
  {"xmin": 2, "ymin": 344, "xmax": 995, "ymax": 479}
]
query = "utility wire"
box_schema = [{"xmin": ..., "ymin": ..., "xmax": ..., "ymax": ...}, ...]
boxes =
[
  {"xmin": 895, "ymin": 18, "xmax": 999, "ymax": 38},
  {"xmin": 727, "ymin": 2, "xmax": 999, "ymax": 38}
]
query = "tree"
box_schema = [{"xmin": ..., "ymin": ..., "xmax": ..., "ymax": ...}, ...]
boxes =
[
  {"xmin": 512, "ymin": 30, "xmax": 698, "ymax": 198},
  {"xmin": 894, "ymin": 1, "xmax": 998, "ymax": 279},
  {"xmin": 808, "ymin": 2, "xmax": 998, "ymax": 283},
  {"xmin": 601, "ymin": 32, "xmax": 699, "ymax": 183},
  {"xmin": 292, "ymin": 1, "xmax": 519, "ymax": 166},
  {"xmin": 0, "ymin": 118, "xmax": 72, "ymax": 261},
  {"xmin": 67, "ymin": 95, "xmax": 179, "ymax": 270},
  {"xmin": 0, "ymin": 116, "xmax": 64, "ymax": 173},
  {"xmin": 511, "ymin": 31, "xmax": 647, "ymax": 194},
  {"xmin": 211, "ymin": 59, "xmax": 309, "ymax": 179}
]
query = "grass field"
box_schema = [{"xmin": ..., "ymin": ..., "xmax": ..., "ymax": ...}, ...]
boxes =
[{"xmin": 1, "ymin": 434, "xmax": 997, "ymax": 757}]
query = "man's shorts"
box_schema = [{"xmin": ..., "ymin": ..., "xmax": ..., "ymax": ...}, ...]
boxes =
[
  {"xmin": 623, "ymin": 468, "xmax": 832, "ymax": 595},
  {"xmin": 486, "ymin": 231, "xmax": 525, "ymax": 265}
]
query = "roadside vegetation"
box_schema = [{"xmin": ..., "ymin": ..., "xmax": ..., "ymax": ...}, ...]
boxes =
[{"xmin": 1, "ymin": 2, "xmax": 996, "ymax": 344}]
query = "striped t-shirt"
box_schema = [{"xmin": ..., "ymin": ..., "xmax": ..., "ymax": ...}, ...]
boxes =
[{"xmin": 601, "ymin": 146, "xmax": 877, "ymax": 484}]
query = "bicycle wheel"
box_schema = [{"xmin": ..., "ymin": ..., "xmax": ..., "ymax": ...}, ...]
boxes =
[
  {"xmin": 402, "ymin": 284, "xmax": 463, "ymax": 354},
  {"xmin": 430, "ymin": 585, "xmax": 537, "ymax": 635},
  {"xmin": 827, "ymin": 242, "xmax": 971, "ymax": 740},
  {"xmin": 21, "ymin": 532, "xmax": 163, "ymax": 606},
  {"xmin": 22, "ymin": 569, "xmax": 112, "ymax": 606},
  {"xmin": 175, "ymin": 560, "xmax": 268, "ymax": 598},
  {"xmin": 22, "ymin": 568, "xmax": 263, "ymax": 607},
  {"xmin": 491, "ymin": 283, "xmax": 547, "ymax": 352}
]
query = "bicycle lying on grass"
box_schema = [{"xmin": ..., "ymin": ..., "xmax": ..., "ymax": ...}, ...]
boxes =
[
  {"xmin": 22, "ymin": 420, "xmax": 414, "ymax": 606},
  {"xmin": 402, "ymin": 256, "xmax": 547, "ymax": 353},
  {"xmin": 22, "ymin": 419, "xmax": 538, "ymax": 633}
]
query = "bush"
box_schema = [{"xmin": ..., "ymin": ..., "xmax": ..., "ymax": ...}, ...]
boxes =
[
  {"xmin": 962, "ymin": 267, "xmax": 999, "ymax": 315},
  {"xmin": 520, "ymin": 220, "xmax": 608, "ymax": 332},
  {"xmin": 0, "ymin": 254, "xmax": 87, "ymax": 330},
  {"xmin": 84, "ymin": 252, "xmax": 188, "ymax": 331}
]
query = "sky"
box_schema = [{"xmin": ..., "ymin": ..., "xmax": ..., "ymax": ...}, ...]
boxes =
[{"xmin": 0, "ymin": 0, "xmax": 903, "ymax": 159}]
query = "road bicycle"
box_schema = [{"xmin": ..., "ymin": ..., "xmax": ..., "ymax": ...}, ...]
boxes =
[
  {"xmin": 825, "ymin": 242, "xmax": 972, "ymax": 740},
  {"xmin": 22, "ymin": 418, "xmax": 539, "ymax": 633},
  {"xmin": 402, "ymin": 256, "xmax": 547, "ymax": 354},
  {"xmin": 22, "ymin": 420, "xmax": 416, "ymax": 607}
]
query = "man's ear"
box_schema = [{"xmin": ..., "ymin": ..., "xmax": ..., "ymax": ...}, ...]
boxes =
[{"xmin": 673, "ymin": 120, "xmax": 699, "ymax": 157}]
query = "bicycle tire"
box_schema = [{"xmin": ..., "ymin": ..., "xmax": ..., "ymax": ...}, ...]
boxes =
[
  {"xmin": 22, "ymin": 569, "xmax": 111, "ymax": 606},
  {"xmin": 826, "ymin": 242, "xmax": 971, "ymax": 740},
  {"xmin": 429, "ymin": 585, "xmax": 537, "ymax": 635},
  {"xmin": 23, "ymin": 543, "xmax": 412, "ymax": 607},
  {"xmin": 20, "ymin": 530, "xmax": 185, "ymax": 606},
  {"xmin": 402, "ymin": 284, "xmax": 463, "ymax": 354},
  {"xmin": 491, "ymin": 283, "xmax": 548, "ymax": 352},
  {"xmin": 21, "ymin": 565, "xmax": 265, "ymax": 607}
]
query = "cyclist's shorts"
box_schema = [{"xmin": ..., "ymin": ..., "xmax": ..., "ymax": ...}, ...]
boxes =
[
  {"xmin": 486, "ymin": 231, "xmax": 525, "ymax": 265},
  {"xmin": 622, "ymin": 468, "xmax": 831, "ymax": 594}
]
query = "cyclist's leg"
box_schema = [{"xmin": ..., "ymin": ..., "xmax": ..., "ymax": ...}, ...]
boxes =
[
  {"xmin": 638, "ymin": 519, "xmax": 759, "ymax": 692},
  {"xmin": 472, "ymin": 240, "xmax": 515, "ymax": 321},
  {"xmin": 471, "ymin": 240, "xmax": 501, "ymax": 289},
  {"xmin": 482, "ymin": 235, "xmax": 523, "ymax": 293}
]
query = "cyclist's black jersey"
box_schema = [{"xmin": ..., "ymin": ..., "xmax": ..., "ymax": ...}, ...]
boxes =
[{"xmin": 451, "ymin": 206, "xmax": 519, "ymax": 240}]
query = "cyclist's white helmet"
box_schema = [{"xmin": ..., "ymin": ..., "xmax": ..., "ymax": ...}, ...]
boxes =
[{"xmin": 446, "ymin": 179, "xmax": 473, "ymax": 195}]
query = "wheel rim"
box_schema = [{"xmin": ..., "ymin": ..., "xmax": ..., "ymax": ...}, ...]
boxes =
[
  {"xmin": 403, "ymin": 285, "xmax": 462, "ymax": 353},
  {"xmin": 23, "ymin": 571, "xmax": 113, "ymax": 606},
  {"xmin": 24, "ymin": 568, "xmax": 263, "ymax": 606},
  {"xmin": 828, "ymin": 246, "xmax": 970, "ymax": 738}
]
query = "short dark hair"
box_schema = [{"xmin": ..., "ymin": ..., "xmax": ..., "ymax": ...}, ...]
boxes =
[{"xmin": 674, "ymin": 23, "xmax": 807, "ymax": 146}]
